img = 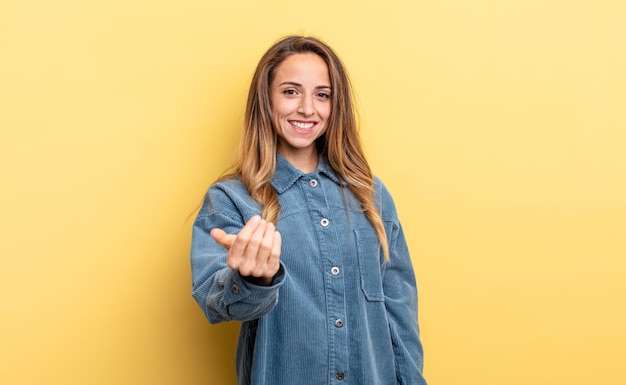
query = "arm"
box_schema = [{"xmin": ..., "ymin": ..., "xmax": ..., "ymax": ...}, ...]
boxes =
[
  {"xmin": 383, "ymin": 221, "xmax": 427, "ymax": 385},
  {"xmin": 377, "ymin": 182, "xmax": 428, "ymax": 384},
  {"xmin": 190, "ymin": 185, "xmax": 285, "ymax": 324}
]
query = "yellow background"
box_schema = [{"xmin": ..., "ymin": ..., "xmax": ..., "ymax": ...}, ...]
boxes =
[{"xmin": 1, "ymin": 0, "xmax": 625, "ymax": 384}]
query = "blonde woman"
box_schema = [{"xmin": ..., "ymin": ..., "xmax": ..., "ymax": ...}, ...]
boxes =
[{"xmin": 191, "ymin": 35, "xmax": 427, "ymax": 385}]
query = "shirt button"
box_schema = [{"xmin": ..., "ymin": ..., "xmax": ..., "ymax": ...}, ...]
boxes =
[
  {"xmin": 320, "ymin": 218, "xmax": 329, "ymax": 227},
  {"xmin": 331, "ymin": 266, "xmax": 340, "ymax": 275},
  {"xmin": 309, "ymin": 179, "xmax": 318, "ymax": 187},
  {"xmin": 335, "ymin": 319, "xmax": 344, "ymax": 328},
  {"xmin": 232, "ymin": 284, "xmax": 239, "ymax": 294},
  {"xmin": 335, "ymin": 372, "xmax": 345, "ymax": 381}
]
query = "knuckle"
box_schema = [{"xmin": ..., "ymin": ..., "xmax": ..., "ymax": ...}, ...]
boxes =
[
  {"xmin": 226, "ymin": 254, "xmax": 240, "ymax": 267},
  {"xmin": 246, "ymin": 233, "xmax": 262, "ymax": 248},
  {"xmin": 238, "ymin": 265, "xmax": 251, "ymax": 276},
  {"xmin": 270, "ymin": 247, "xmax": 281, "ymax": 258},
  {"xmin": 237, "ymin": 232, "xmax": 251, "ymax": 244},
  {"xmin": 252, "ymin": 267, "xmax": 267, "ymax": 278},
  {"xmin": 260, "ymin": 238, "xmax": 273, "ymax": 252}
]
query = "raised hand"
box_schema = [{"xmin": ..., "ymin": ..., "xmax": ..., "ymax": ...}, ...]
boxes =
[{"xmin": 210, "ymin": 215, "xmax": 282, "ymax": 286}]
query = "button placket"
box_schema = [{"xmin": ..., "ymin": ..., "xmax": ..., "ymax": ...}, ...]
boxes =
[{"xmin": 301, "ymin": 173, "xmax": 347, "ymax": 382}]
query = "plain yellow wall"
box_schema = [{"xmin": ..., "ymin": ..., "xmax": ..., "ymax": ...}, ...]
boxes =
[{"xmin": 1, "ymin": 1, "xmax": 625, "ymax": 384}]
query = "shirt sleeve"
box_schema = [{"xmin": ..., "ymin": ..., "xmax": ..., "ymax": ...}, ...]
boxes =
[
  {"xmin": 190, "ymin": 183, "xmax": 286, "ymax": 324},
  {"xmin": 378, "ymin": 181, "xmax": 428, "ymax": 385}
]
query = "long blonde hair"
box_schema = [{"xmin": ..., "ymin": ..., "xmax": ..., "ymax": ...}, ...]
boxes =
[{"xmin": 222, "ymin": 35, "xmax": 389, "ymax": 260}]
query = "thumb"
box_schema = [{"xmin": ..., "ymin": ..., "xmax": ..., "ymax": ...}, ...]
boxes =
[{"xmin": 210, "ymin": 228, "xmax": 236, "ymax": 250}]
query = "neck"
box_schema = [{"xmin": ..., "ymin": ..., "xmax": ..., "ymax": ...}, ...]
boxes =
[{"xmin": 278, "ymin": 149, "xmax": 319, "ymax": 173}]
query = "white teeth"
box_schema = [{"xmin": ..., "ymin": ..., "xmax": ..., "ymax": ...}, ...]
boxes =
[{"xmin": 290, "ymin": 121, "xmax": 314, "ymax": 130}]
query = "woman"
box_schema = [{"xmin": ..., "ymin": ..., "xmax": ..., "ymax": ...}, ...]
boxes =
[{"xmin": 191, "ymin": 35, "xmax": 427, "ymax": 385}]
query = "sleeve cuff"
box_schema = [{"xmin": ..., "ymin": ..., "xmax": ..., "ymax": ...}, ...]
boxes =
[{"xmin": 222, "ymin": 263, "xmax": 286, "ymax": 305}]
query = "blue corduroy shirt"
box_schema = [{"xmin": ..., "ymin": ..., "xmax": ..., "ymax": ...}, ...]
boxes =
[{"xmin": 191, "ymin": 155, "xmax": 427, "ymax": 385}]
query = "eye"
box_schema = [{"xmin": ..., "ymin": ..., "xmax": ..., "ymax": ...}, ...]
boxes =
[
  {"xmin": 317, "ymin": 91, "xmax": 331, "ymax": 99},
  {"xmin": 282, "ymin": 89, "xmax": 298, "ymax": 95}
]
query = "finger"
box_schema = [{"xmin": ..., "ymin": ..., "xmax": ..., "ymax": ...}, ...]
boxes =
[
  {"xmin": 227, "ymin": 215, "xmax": 261, "ymax": 259},
  {"xmin": 266, "ymin": 231, "xmax": 282, "ymax": 275},
  {"xmin": 227, "ymin": 215, "xmax": 262, "ymax": 270},
  {"xmin": 250, "ymin": 222, "xmax": 276, "ymax": 277},
  {"xmin": 212, "ymin": 228, "xmax": 241, "ymax": 270},
  {"xmin": 210, "ymin": 228, "xmax": 236, "ymax": 250},
  {"xmin": 239, "ymin": 219, "xmax": 269, "ymax": 275}
]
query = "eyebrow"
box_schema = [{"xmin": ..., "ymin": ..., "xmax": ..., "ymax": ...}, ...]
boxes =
[{"xmin": 278, "ymin": 81, "xmax": 331, "ymax": 89}]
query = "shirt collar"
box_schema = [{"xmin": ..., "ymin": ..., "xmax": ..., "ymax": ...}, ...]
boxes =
[{"xmin": 271, "ymin": 154, "xmax": 345, "ymax": 194}]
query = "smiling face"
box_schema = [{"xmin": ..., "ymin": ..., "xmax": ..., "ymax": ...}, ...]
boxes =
[{"xmin": 270, "ymin": 53, "xmax": 332, "ymax": 172}]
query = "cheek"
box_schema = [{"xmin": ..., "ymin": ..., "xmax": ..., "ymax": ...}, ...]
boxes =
[
  {"xmin": 272, "ymin": 100, "xmax": 296, "ymax": 118},
  {"xmin": 321, "ymin": 104, "xmax": 332, "ymax": 120}
]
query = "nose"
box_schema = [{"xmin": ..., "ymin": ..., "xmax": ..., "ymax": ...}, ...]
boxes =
[{"xmin": 297, "ymin": 95, "xmax": 314, "ymax": 116}]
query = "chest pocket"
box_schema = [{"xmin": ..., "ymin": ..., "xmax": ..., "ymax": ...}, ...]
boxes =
[{"xmin": 354, "ymin": 229, "xmax": 385, "ymax": 302}]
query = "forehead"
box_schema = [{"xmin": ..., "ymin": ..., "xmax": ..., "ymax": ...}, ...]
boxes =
[{"xmin": 272, "ymin": 53, "xmax": 330, "ymax": 85}]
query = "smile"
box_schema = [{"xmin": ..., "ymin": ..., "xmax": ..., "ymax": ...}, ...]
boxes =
[{"xmin": 289, "ymin": 121, "xmax": 315, "ymax": 130}]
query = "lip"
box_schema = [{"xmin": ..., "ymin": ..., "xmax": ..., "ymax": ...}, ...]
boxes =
[{"xmin": 288, "ymin": 120, "xmax": 317, "ymax": 133}]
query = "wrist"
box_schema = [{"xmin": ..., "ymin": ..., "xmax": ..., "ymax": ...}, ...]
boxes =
[{"xmin": 242, "ymin": 275, "xmax": 274, "ymax": 286}]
